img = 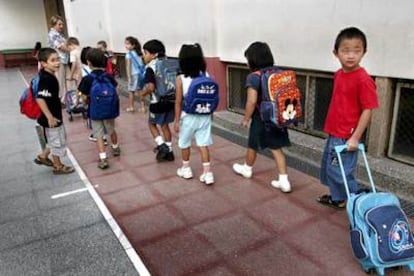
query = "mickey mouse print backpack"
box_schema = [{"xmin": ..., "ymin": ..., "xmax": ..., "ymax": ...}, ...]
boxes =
[{"xmin": 255, "ymin": 67, "xmax": 302, "ymax": 129}]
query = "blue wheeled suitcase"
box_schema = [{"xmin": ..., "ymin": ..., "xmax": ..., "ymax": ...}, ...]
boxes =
[{"xmin": 335, "ymin": 144, "xmax": 414, "ymax": 275}]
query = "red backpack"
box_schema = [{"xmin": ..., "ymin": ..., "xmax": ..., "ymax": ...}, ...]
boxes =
[
  {"xmin": 255, "ymin": 67, "xmax": 302, "ymax": 128},
  {"xmin": 19, "ymin": 75, "xmax": 42, "ymax": 119}
]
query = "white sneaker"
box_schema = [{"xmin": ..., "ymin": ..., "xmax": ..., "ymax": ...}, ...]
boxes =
[
  {"xmin": 177, "ymin": 166, "xmax": 193, "ymax": 179},
  {"xmin": 199, "ymin": 172, "xmax": 214, "ymax": 185},
  {"xmin": 232, "ymin": 163, "xmax": 252, "ymax": 178},
  {"xmin": 271, "ymin": 179, "xmax": 292, "ymax": 193}
]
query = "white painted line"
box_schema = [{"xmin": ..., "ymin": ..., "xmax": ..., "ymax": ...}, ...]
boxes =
[
  {"xmin": 51, "ymin": 187, "xmax": 88, "ymax": 199},
  {"xmin": 67, "ymin": 150, "xmax": 151, "ymax": 276}
]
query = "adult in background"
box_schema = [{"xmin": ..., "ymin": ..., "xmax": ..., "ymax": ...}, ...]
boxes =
[{"xmin": 48, "ymin": 15, "xmax": 69, "ymax": 103}]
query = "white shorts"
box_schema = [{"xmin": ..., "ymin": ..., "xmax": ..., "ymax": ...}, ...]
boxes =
[{"xmin": 45, "ymin": 125, "xmax": 67, "ymax": 157}]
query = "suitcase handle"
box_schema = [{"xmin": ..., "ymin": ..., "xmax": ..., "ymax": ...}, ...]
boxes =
[{"xmin": 334, "ymin": 143, "xmax": 376, "ymax": 199}]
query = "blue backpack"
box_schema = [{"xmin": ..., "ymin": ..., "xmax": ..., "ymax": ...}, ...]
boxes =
[
  {"xmin": 336, "ymin": 144, "xmax": 414, "ymax": 275},
  {"xmin": 154, "ymin": 58, "xmax": 179, "ymax": 97},
  {"xmin": 129, "ymin": 51, "xmax": 146, "ymax": 89},
  {"xmin": 89, "ymin": 72, "xmax": 119, "ymax": 120},
  {"xmin": 183, "ymin": 73, "xmax": 219, "ymax": 115}
]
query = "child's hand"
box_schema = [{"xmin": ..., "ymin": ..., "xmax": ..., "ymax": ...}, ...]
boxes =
[
  {"xmin": 346, "ymin": 138, "xmax": 359, "ymax": 151},
  {"xmin": 174, "ymin": 121, "xmax": 180, "ymax": 133},
  {"xmin": 241, "ymin": 117, "xmax": 250, "ymax": 128},
  {"xmin": 47, "ymin": 117, "xmax": 59, "ymax": 128}
]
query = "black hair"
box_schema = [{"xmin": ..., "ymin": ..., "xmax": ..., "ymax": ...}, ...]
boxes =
[
  {"xmin": 244, "ymin": 41, "xmax": 274, "ymax": 71},
  {"xmin": 334, "ymin": 27, "xmax": 367, "ymax": 53},
  {"xmin": 125, "ymin": 36, "xmax": 142, "ymax": 56},
  {"xmin": 67, "ymin": 37, "xmax": 80, "ymax": 46},
  {"xmin": 97, "ymin": 40, "xmax": 107, "ymax": 49},
  {"xmin": 38, "ymin": 48, "xmax": 57, "ymax": 62},
  {"xmin": 178, "ymin": 43, "xmax": 206, "ymax": 78},
  {"xmin": 34, "ymin": 42, "xmax": 42, "ymax": 51},
  {"xmin": 143, "ymin": 39, "xmax": 166, "ymax": 58},
  {"xmin": 86, "ymin": 48, "xmax": 106, "ymax": 68},
  {"xmin": 80, "ymin": 46, "xmax": 91, "ymax": 65}
]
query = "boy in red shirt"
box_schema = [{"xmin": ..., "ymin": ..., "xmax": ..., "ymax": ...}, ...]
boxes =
[{"xmin": 317, "ymin": 27, "xmax": 379, "ymax": 209}]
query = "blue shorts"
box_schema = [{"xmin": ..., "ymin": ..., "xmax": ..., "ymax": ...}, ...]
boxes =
[
  {"xmin": 148, "ymin": 108, "xmax": 174, "ymax": 126},
  {"xmin": 178, "ymin": 114, "xmax": 212, "ymax": 149},
  {"xmin": 320, "ymin": 136, "xmax": 359, "ymax": 201}
]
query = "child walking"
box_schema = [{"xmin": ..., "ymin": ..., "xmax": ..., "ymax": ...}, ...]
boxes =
[
  {"xmin": 78, "ymin": 48, "xmax": 121, "ymax": 169},
  {"xmin": 174, "ymin": 43, "xmax": 214, "ymax": 185},
  {"xmin": 124, "ymin": 36, "xmax": 145, "ymax": 113},
  {"xmin": 140, "ymin": 39, "xmax": 175, "ymax": 162},
  {"xmin": 35, "ymin": 48, "xmax": 75, "ymax": 174},
  {"xmin": 232, "ymin": 42, "xmax": 291, "ymax": 192},
  {"xmin": 97, "ymin": 40, "xmax": 117, "ymax": 77},
  {"xmin": 67, "ymin": 37, "xmax": 82, "ymax": 87},
  {"xmin": 317, "ymin": 27, "xmax": 379, "ymax": 209}
]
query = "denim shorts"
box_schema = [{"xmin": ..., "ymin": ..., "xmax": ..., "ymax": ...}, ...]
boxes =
[
  {"xmin": 178, "ymin": 114, "xmax": 212, "ymax": 149},
  {"xmin": 148, "ymin": 108, "xmax": 174, "ymax": 126},
  {"xmin": 320, "ymin": 136, "xmax": 359, "ymax": 201}
]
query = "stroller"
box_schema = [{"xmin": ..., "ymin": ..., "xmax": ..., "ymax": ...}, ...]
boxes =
[{"xmin": 65, "ymin": 90, "xmax": 88, "ymax": 122}]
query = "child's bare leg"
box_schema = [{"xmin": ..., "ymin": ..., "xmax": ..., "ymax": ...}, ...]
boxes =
[
  {"xmin": 149, "ymin": 123, "xmax": 160, "ymax": 138},
  {"xmin": 127, "ymin": 92, "xmax": 135, "ymax": 111},
  {"xmin": 271, "ymin": 148, "xmax": 287, "ymax": 174},
  {"xmin": 39, "ymin": 147, "xmax": 51, "ymax": 159},
  {"xmin": 52, "ymin": 155, "xmax": 63, "ymax": 168},
  {"xmin": 245, "ymin": 148, "xmax": 257, "ymax": 167},
  {"xmin": 182, "ymin": 147, "xmax": 190, "ymax": 162},
  {"xmin": 199, "ymin": 146, "xmax": 211, "ymax": 174},
  {"xmin": 110, "ymin": 130, "xmax": 118, "ymax": 145},
  {"xmin": 138, "ymin": 89, "xmax": 146, "ymax": 112},
  {"xmin": 199, "ymin": 146, "xmax": 210, "ymax": 163},
  {"xmin": 161, "ymin": 124, "xmax": 172, "ymax": 142},
  {"xmin": 97, "ymin": 137, "xmax": 106, "ymax": 154}
]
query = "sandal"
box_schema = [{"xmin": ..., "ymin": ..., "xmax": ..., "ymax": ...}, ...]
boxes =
[
  {"xmin": 34, "ymin": 155, "xmax": 54, "ymax": 167},
  {"xmin": 53, "ymin": 165, "xmax": 75, "ymax": 175},
  {"xmin": 126, "ymin": 107, "xmax": 135, "ymax": 112},
  {"xmin": 317, "ymin": 194, "xmax": 345, "ymax": 210}
]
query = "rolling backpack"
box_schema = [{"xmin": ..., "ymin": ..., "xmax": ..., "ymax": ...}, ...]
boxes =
[
  {"xmin": 255, "ymin": 67, "xmax": 302, "ymax": 128},
  {"xmin": 88, "ymin": 72, "xmax": 119, "ymax": 120},
  {"xmin": 335, "ymin": 144, "xmax": 414, "ymax": 275},
  {"xmin": 182, "ymin": 73, "xmax": 219, "ymax": 115},
  {"xmin": 19, "ymin": 75, "xmax": 41, "ymax": 119}
]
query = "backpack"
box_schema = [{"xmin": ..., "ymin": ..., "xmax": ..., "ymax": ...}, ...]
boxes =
[
  {"xmin": 182, "ymin": 73, "xmax": 219, "ymax": 115},
  {"xmin": 129, "ymin": 51, "xmax": 146, "ymax": 89},
  {"xmin": 154, "ymin": 58, "xmax": 179, "ymax": 98},
  {"xmin": 256, "ymin": 67, "xmax": 302, "ymax": 128},
  {"xmin": 20, "ymin": 75, "xmax": 41, "ymax": 119},
  {"xmin": 336, "ymin": 144, "xmax": 414, "ymax": 275},
  {"xmin": 89, "ymin": 72, "xmax": 119, "ymax": 120}
]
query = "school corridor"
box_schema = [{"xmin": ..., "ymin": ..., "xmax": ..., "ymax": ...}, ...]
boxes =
[{"xmin": 1, "ymin": 67, "xmax": 413, "ymax": 275}]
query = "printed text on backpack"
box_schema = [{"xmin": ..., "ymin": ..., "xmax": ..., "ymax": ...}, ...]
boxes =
[
  {"xmin": 89, "ymin": 72, "xmax": 119, "ymax": 120},
  {"xmin": 183, "ymin": 73, "xmax": 219, "ymax": 115},
  {"xmin": 20, "ymin": 75, "xmax": 41, "ymax": 119},
  {"xmin": 257, "ymin": 68, "xmax": 302, "ymax": 128}
]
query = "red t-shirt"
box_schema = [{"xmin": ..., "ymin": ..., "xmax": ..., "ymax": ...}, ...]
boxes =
[{"xmin": 324, "ymin": 67, "xmax": 379, "ymax": 139}]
